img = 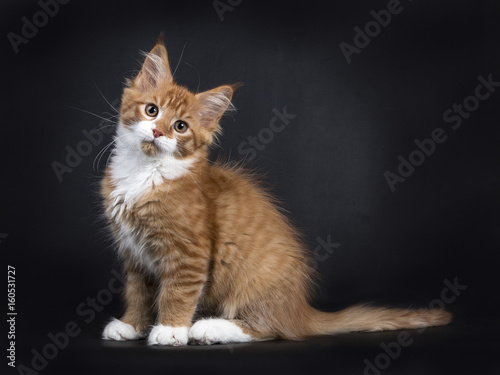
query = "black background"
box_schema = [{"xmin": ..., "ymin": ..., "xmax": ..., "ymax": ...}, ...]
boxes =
[{"xmin": 2, "ymin": 0, "xmax": 499, "ymax": 374}]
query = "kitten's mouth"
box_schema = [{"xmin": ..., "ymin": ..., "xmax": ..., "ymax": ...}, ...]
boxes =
[{"xmin": 141, "ymin": 140, "xmax": 158, "ymax": 157}]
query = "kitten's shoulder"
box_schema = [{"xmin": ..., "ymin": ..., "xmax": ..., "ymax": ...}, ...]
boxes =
[
  {"xmin": 208, "ymin": 162, "xmax": 271, "ymax": 199},
  {"xmin": 209, "ymin": 162, "xmax": 255, "ymax": 185}
]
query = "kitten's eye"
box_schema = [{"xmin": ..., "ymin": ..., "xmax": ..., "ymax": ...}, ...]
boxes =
[
  {"xmin": 173, "ymin": 120, "xmax": 189, "ymax": 133},
  {"xmin": 145, "ymin": 104, "xmax": 158, "ymax": 117}
]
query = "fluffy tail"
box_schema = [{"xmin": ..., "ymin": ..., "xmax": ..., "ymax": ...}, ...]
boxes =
[{"xmin": 306, "ymin": 305, "xmax": 452, "ymax": 336}]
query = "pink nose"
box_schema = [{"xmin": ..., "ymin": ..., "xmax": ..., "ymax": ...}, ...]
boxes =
[{"xmin": 152, "ymin": 128, "xmax": 163, "ymax": 138}]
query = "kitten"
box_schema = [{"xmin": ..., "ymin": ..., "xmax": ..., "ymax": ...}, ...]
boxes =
[{"xmin": 101, "ymin": 35, "xmax": 451, "ymax": 346}]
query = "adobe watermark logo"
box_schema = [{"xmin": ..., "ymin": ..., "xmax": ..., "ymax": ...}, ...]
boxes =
[
  {"xmin": 51, "ymin": 125, "xmax": 115, "ymax": 183},
  {"xmin": 15, "ymin": 269, "xmax": 125, "ymax": 375},
  {"xmin": 308, "ymin": 235, "xmax": 341, "ymax": 270},
  {"xmin": 51, "ymin": 98, "xmax": 119, "ymax": 182},
  {"xmin": 7, "ymin": 0, "xmax": 70, "ymax": 54},
  {"xmin": 237, "ymin": 106, "xmax": 297, "ymax": 162},
  {"xmin": 213, "ymin": 0, "xmax": 243, "ymax": 22},
  {"xmin": 384, "ymin": 74, "xmax": 499, "ymax": 192},
  {"xmin": 363, "ymin": 277, "xmax": 467, "ymax": 375},
  {"xmin": 339, "ymin": 0, "xmax": 412, "ymax": 64}
]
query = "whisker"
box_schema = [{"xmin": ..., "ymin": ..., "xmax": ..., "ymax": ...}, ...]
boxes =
[
  {"xmin": 188, "ymin": 170, "xmax": 203, "ymax": 191},
  {"xmin": 93, "ymin": 82, "xmax": 120, "ymax": 113},
  {"xmin": 105, "ymin": 148, "xmax": 115, "ymax": 170},
  {"xmin": 102, "ymin": 112, "xmax": 120, "ymax": 120},
  {"xmin": 66, "ymin": 105, "xmax": 116, "ymax": 123},
  {"xmin": 94, "ymin": 141, "xmax": 116, "ymax": 172},
  {"xmin": 172, "ymin": 42, "xmax": 187, "ymax": 78},
  {"xmin": 94, "ymin": 133, "xmax": 131, "ymax": 172},
  {"xmin": 110, "ymin": 134, "xmax": 137, "ymax": 169},
  {"xmin": 95, "ymin": 137, "xmax": 124, "ymax": 172},
  {"xmin": 97, "ymin": 124, "xmax": 118, "ymax": 131},
  {"xmin": 184, "ymin": 62, "xmax": 201, "ymax": 93}
]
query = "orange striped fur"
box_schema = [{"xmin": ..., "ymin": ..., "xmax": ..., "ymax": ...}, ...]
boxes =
[{"xmin": 101, "ymin": 36, "xmax": 451, "ymax": 345}]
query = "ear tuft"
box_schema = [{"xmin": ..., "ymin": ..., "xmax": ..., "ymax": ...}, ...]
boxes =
[
  {"xmin": 156, "ymin": 32, "xmax": 165, "ymax": 46},
  {"xmin": 134, "ymin": 35, "xmax": 172, "ymax": 91},
  {"xmin": 196, "ymin": 84, "xmax": 240, "ymax": 129}
]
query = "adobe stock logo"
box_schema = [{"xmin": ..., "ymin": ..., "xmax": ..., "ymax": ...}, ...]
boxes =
[
  {"xmin": 237, "ymin": 106, "xmax": 297, "ymax": 162},
  {"xmin": 52, "ymin": 99, "xmax": 119, "ymax": 182},
  {"xmin": 7, "ymin": 0, "xmax": 71, "ymax": 54},
  {"xmin": 363, "ymin": 277, "xmax": 467, "ymax": 375},
  {"xmin": 308, "ymin": 235, "xmax": 341, "ymax": 270},
  {"xmin": 16, "ymin": 269, "xmax": 125, "ymax": 374},
  {"xmin": 384, "ymin": 73, "xmax": 499, "ymax": 192},
  {"xmin": 339, "ymin": 0, "xmax": 412, "ymax": 64},
  {"xmin": 213, "ymin": 0, "xmax": 243, "ymax": 22},
  {"xmin": 51, "ymin": 124, "xmax": 115, "ymax": 183}
]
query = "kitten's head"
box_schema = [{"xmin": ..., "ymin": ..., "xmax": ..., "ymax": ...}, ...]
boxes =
[{"xmin": 119, "ymin": 35, "xmax": 238, "ymax": 159}]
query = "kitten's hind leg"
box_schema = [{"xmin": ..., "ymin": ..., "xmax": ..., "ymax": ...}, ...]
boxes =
[{"xmin": 189, "ymin": 319, "xmax": 273, "ymax": 345}]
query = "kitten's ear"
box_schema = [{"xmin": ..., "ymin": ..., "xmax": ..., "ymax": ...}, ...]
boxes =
[
  {"xmin": 134, "ymin": 34, "xmax": 172, "ymax": 91},
  {"xmin": 196, "ymin": 83, "xmax": 241, "ymax": 130}
]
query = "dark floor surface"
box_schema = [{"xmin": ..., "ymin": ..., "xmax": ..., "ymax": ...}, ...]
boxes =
[{"xmin": 14, "ymin": 314, "xmax": 499, "ymax": 375}]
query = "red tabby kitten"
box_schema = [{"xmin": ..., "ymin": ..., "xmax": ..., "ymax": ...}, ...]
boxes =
[{"xmin": 101, "ymin": 36, "xmax": 451, "ymax": 346}]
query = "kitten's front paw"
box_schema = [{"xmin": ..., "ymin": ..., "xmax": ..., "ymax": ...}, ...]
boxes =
[
  {"xmin": 102, "ymin": 318, "xmax": 146, "ymax": 341},
  {"xmin": 147, "ymin": 325, "xmax": 189, "ymax": 346}
]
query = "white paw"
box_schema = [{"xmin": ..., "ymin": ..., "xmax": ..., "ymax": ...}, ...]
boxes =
[
  {"xmin": 147, "ymin": 325, "xmax": 189, "ymax": 346},
  {"xmin": 102, "ymin": 318, "xmax": 145, "ymax": 341},
  {"xmin": 189, "ymin": 319, "xmax": 252, "ymax": 345}
]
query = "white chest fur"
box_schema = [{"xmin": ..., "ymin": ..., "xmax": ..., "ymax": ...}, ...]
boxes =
[
  {"xmin": 108, "ymin": 125, "xmax": 194, "ymax": 207},
  {"xmin": 115, "ymin": 220, "xmax": 159, "ymax": 274},
  {"xmin": 106, "ymin": 125, "xmax": 194, "ymax": 274}
]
